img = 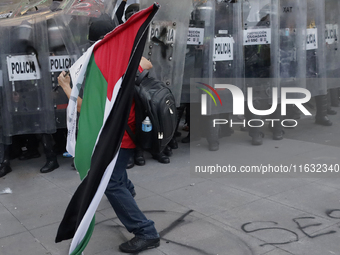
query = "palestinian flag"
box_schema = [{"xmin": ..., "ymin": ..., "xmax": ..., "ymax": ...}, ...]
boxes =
[{"xmin": 55, "ymin": 4, "xmax": 159, "ymax": 255}]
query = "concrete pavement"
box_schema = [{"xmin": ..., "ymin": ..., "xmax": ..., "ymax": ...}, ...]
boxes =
[{"xmin": 1, "ymin": 111, "xmax": 340, "ymax": 255}]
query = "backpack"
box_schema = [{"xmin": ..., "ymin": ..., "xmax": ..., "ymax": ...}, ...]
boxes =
[{"xmin": 127, "ymin": 70, "xmax": 177, "ymax": 154}]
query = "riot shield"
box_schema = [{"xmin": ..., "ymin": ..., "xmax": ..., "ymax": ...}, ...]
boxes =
[
  {"xmin": 241, "ymin": 0, "xmax": 279, "ymax": 109},
  {"xmin": 57, "ymin": 0, "xmax": 118, "ymax": 56},
  {"xmin": 0, "ymin": 71, "xmax": 11, "ymax": 145},
  {"xmin": 47, "ymin": 13, "xmax": 78, "ymax": 129},
  {"xmin": 13, "ymin": 0, "xmax": 53, "ymax": 17},
  {"xmin": 324, "ymin": 0, "xmax": 340, "ymax": 89},
  {"xmin": 47, "ymin": 0, "xmax": 119, "ymax": 129},
  {"xmin": 46, "ymin": 0, "xmax": 119, "ymax": 129},
  {"xmin": 305, "ymin": 0, "xmax": 327, "ymax": 97},
  {"xmin": 186, "ymin": 0, "xmax": 244, "ymax": 149},
  {"xmin": 180, "ymin": 12, "xmax": 205, "ymax": 104},
  {"xmin": 278, "ymin": 0, "xmax": 307, "ymax": 99},
  {"xmin": 0, "ymin": 69, "xmax": 7, "ymax": 144},
  {"xmin": 0, "ymin": 13, "xmax": 56, "ymax": 136},
  {"xmin": 190, "ymin": 0, "xmax": 243, "ymax": 115},
  {"xmin": 0, "ymin": 0, "xmax": 22, "ymax": 19},
  {"xmin": 140, "ymin": 0, "xmax": 192, "ymax": 106}
]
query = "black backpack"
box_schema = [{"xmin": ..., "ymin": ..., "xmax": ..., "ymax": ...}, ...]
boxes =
[{"xmin": 127, "ymin": 70, "xmax": 177, "ymax": 154}]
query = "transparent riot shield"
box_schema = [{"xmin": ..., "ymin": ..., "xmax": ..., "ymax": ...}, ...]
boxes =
[
  {"xmin": 0, "ymin": 69, "xmax": 11, "ymax": 144},
  {"xmin": 0, "ymin": 69, "xmax": 5, "ymax": 144},
  {"xmin": 305, "ymin": 0, "xmax": 327, "ymax": 97},
  {"xmin": 180, "ymin": 17, "xmax": 205, "ymax": 104},
  {"xmin": 47, "ymin": 0, "xmax": 119, "ymax": 129},
  {"xmin": 187, "ymin": 0, "xmax": 244, "ymax": 149},
  {"xmin": 13, "ymin": 0, "xmax": 53, "ymax": 17},
  {"xmin": 324, "ymin": 0, "xmax": 340, "ymax": 89},
  {"xmin": 50, "ymin": 11, "xmax": 83, "ymax": 60},
  {"xmin": 278, "ymin": 0, "xmax": 307, "ymax": 98},
  {"xmin": 190, "ymin": 0, "xmax": 243, "ymax": 115},
  {"xmin": 47, "ymin": 13, "xmax": 78, "ymax": 129},
  {"xmin": 241, "ymin": 0, "xmax": 279, "ymax": 109},
  {"xmin": 0, "ymin": 13, "xmax": 56, "ymax": 136},
  {"xmin": 140, "ymin": 0, "xmax": 192, "ymax": 106},
  {"xmin": 0, "ymin": 0, "xmax": 22, "ymax": 19},
  {"xmin": 58, "ymin": 0, "xmax": 118, "ymax": 56}
]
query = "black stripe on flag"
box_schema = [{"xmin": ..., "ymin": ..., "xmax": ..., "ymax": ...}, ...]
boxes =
[{"xmin": 55, "ymin": 3, "xmax": 159, "ymax": 243}]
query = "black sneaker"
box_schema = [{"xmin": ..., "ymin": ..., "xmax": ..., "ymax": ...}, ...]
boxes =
[{"xmin": 119, "ymin": 236, "xmax": 160, "ymax": 253}]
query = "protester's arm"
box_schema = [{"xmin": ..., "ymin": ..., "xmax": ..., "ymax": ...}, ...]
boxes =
[
  {"xmin": 115, "ymin": 0, "xmax": 127, "ymax": 25},
  {"xmin": 58, "ymin": 57, "xmax": 149, "ymax": 113},
  {"xmin": 57, "ymin": 71, "xmax": 83, "ymax": 112},
  {"xmin": 139, "ymin": 57, "xmax": 152, "ymax": 70}
]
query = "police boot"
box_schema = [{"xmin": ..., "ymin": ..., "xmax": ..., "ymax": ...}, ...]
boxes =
[
  {"xmin": 272, "ymin": 126, "xmax": 284, "ymax": 140},
  {"xmin": 151, "ymin": 152, "xmax": 170, "ymax": 164},
  {"xmin": 246, "ymin": 103, "xmax": 263, "ymax": 145},
  {"xmin": 206, "ymin": 117, "xmax": 219, "ymax": 151},
  {"xmin": 181, "ymin": 132, "xmax": 190, "ymax": 143},
  {"xmin": 330, "ymin": 88, "xmax": 340, "ymax": 107},
  {"xmin": 219, "ymin": 113, "xmax": 234, "ymax": 138},
  {"xmin": 174, "ymin": 104, "xmax": 186, "ymax": 138},
  {"xmin": 126, "ymin": 154, "xmax": 135, "ymax": 169},
  {"xmin": 327, "ymin": 105, "xmax": 337, "ymax": 115},
  {"xmin": 286, "ymin": 104, "xmax": 301, "ymax": 120},
  {"xmin": 327, "ymin": 91, "xmax": 337, "ymax": 115},
  {"xmin": 168, "ymin": 137, "xmax": 178, "ymax": 149},
  {"xmin": 0, "ymin": 163, "xmax": 12, "ymax": 178},
  {"xmin": 250, "ymin": 130, "xmax": 264, "ymax": 145},
  {"xmin": 315, "ymin": 95, "xmax": 332, "ymax": 126},
  {"xmin": 271, "ymin": 106, "xmax": 284, "ymax": 140},
  {"xmin": 0, "ymin": 145, "xmax": 12, "ymax": 178},
  {"xmin": 134, "ymin": 148, "xmax": 145, "ymax": 166},
  {"xmin": 163, "ymin": 145, "xmax": 173, "ymax": 157},
  {"xmin": 18, "ymin": 135, "xmax": 40, "ymax": 160},
  {"xmin": 40, "ymin": 134, "xmax": 59, "ymax": 173}
]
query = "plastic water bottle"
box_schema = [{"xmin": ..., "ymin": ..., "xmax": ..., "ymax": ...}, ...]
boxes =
[
  {"xmin": 142, "ymin": 116, "xmax": 152, "ymax": 132},
  {"xmin": 141, "ymin": 116, "xmax": 152, "ymax": 149}
]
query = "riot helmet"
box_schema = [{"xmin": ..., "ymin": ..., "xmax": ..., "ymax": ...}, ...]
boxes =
[{"xmin": 88, "ymin": 15, "xmax": 115, "ymax": 44}]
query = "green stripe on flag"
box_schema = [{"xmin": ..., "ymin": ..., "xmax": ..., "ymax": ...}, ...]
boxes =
[
  {"xmin": 70, "ymin": 217, "xmax": 95, "ymax": 255},
  {"xmin": 75, "ymin": 54, "xmax": 108, "ymax": 180}
]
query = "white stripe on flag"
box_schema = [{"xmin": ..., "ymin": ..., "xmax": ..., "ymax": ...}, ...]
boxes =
[
  {"xmin": 69, "ymin": 76, "xmax": 123, "ymax": 254},
  {"xmin": 66, "ymin": 41, "xmax": 100, "ymax": 157},
  {"xmin": 69, "ymin": 152, "xmax": 119, "ymax": 254}
]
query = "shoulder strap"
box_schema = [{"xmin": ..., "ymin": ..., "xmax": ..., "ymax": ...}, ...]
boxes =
[
  {"xmin": 135, "ymin": 69, "xmax": 149, "ymax": 86},
  {"xmin": 126, "ymin": 124, "xmax": 136, "ymax": 144},
  {"xmin": 126, "ymin": 86, "xmax": 139, "ymax": 145}
]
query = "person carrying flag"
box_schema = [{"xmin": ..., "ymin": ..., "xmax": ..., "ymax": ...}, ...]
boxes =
[{"xmin": 55, "ymin": 4, "xmax": 160, "ymax": 254}]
